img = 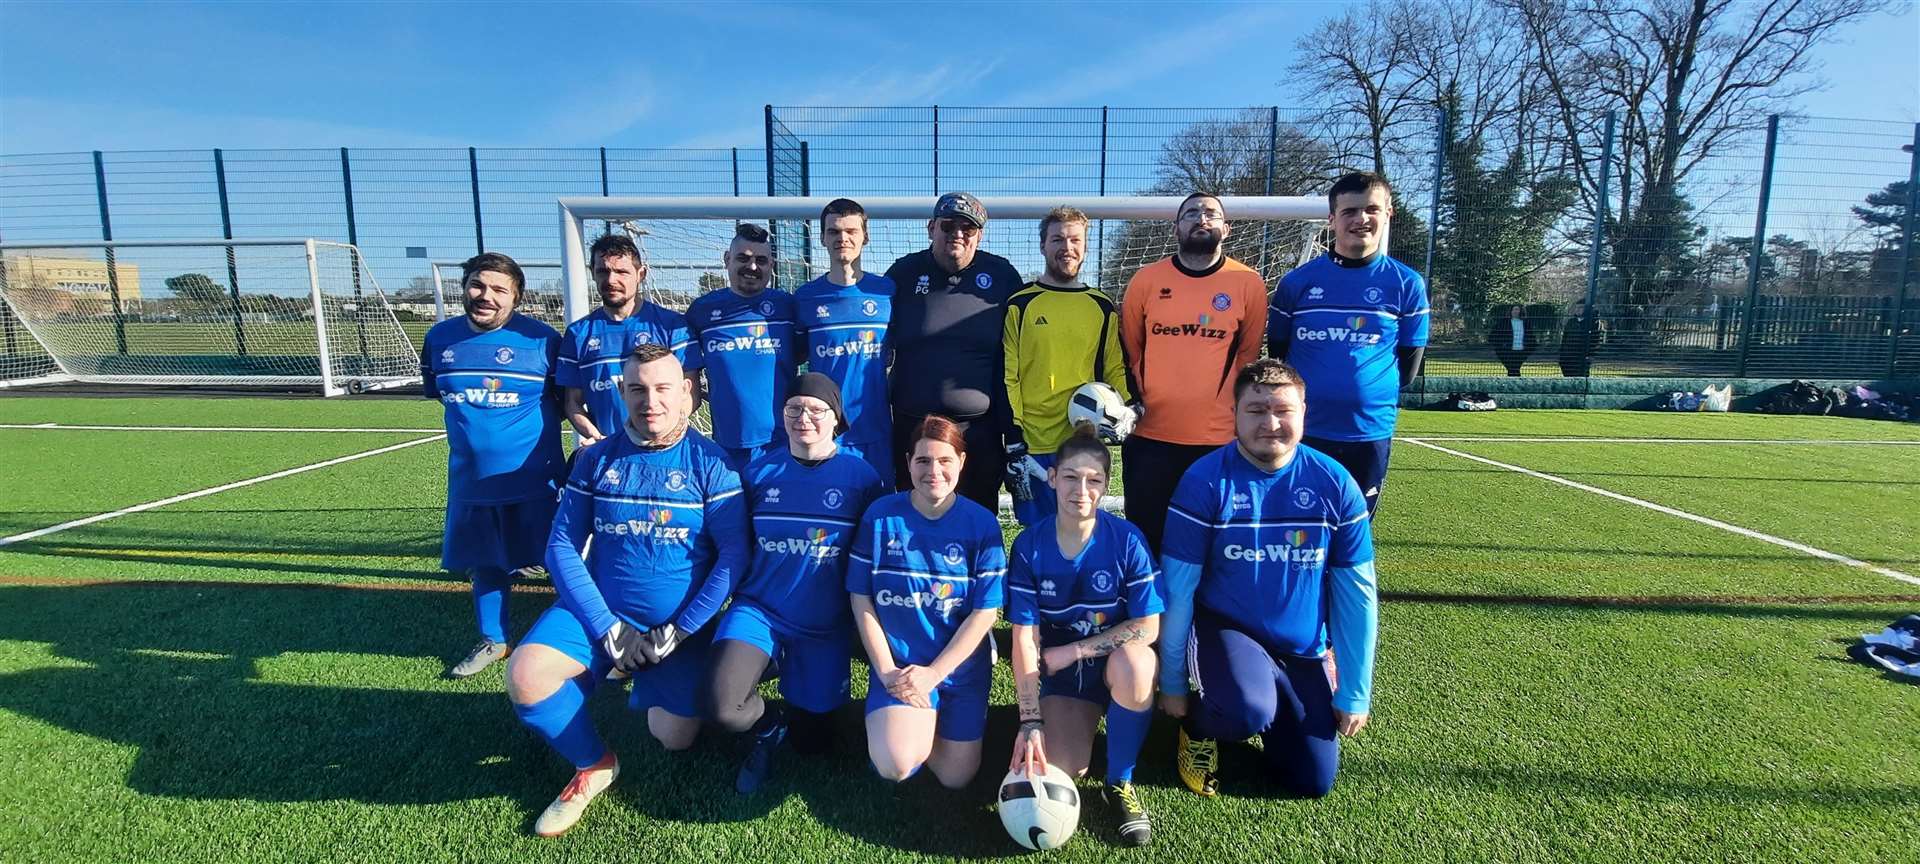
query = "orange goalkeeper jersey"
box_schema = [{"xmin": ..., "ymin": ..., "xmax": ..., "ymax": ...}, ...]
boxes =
[{"xmin": 1119, "ymin": 255, "xmax": 1268, "ymax": 446}]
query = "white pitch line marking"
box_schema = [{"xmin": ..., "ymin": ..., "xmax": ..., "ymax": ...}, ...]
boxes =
[
  {"xmin": 0, "ymin": 423, "xmax": 445, "ymax": 433},
  {"xmin": 1400, "ymin": 436, "xmax": 1920, "ymax": 588},
  {"xmin": 0, "ymin": 434, "xmax": 447, "ymax": 547}
]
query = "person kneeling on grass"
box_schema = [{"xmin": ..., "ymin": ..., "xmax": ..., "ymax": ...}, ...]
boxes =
[
  {"xmin": 1007, "ymin": 422, "xmax": 1163, "ymax": 846},
  {"xmin": 705, "ymin": 373, "xmax": 890, "ymax": 795},
  {"xmin": 1158, "ymin": 358, "xmax": 1379, "ymax": 799},
  {"xmin": 505, "ymin": 343, "xmax": 749, "ymax": 838},
  {"xmin": 847, "ymin": 414, "xmax": 1006, "ymax": 789}
]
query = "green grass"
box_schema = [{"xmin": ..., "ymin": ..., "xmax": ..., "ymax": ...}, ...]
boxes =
[{"xmin": 1, "ymin": 397, "xmax": 1917, "ymax": 863}]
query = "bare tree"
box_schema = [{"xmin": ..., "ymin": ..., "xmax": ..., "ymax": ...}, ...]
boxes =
[{"xmin": 1508, "ymin": 0, "xmax": 1887, "ymax": 313}]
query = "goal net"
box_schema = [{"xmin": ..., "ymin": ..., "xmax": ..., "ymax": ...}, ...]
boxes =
[
  {"xmin": 427, "ymin": 254, "xmax": 724, "ymax": 329},
  {"xmin": 0, "ymin": 239, "xmax": 418, "ymax": 396},
  {"xmin": 554, "ymin": 196, "xmax": 1332, "ymax": 325}
]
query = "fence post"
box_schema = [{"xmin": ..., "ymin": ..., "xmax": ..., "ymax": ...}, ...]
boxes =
[
  {"xmin": 1582, "ymin": 111, "xmax": 1617, "ymax": 315},
  {"xmin": 1098, "ymin": 106, "xmax": 1108, "ymax": 281},
  {"xmin": 92, "ymin": 151, "xmax": 128, "ymax": 355},
  {"xmin": 214, "ymin": 148, "xmax": 249, "ymax": 356},
  {"xmin": 1425, "ymin": 107, "xmax": 1447, "ymax": 282},
  {"xmin": 763, "ymin": 106, "xmax": 775, "ymax": 197},
  {"xmin": 732, "ymin": 147, "xmax": 741, "ymax": 197},
  {"xmin": 599, "ymin": 146, "xmax": 612, "ymax": 237},
  {"xmin": 1260, "ymin": 107, "xmax": 1278, "ymax": 276},
  {"xmin": 1736, "ymin": 114, "xmax": 1781, "ymax": 378},
  {"xmin": 1888, "ymin": 122, "xmax": 1920, "ymax": 377},
  {"xmin": 340, "ymin": 147, "xmax": 370, "ymax": 363},
  {"xmin": 932, "ymin": 105, "xmax": 941, "ymax": 195},
  {"xmin": 800, "ymin": 141, "xmax": 813, "ymax": 277},
  {"xmin": 468, "ymin": 146, "xmax": 485, "ymax": 253}
]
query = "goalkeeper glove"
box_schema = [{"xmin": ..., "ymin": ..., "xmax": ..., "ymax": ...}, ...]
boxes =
[
  {"xmin": 1109, "ymin": 401, "xmax": 1139, "ymax": 443},
  {"xmin": 638, "ymin": 622, "xmax": 683, "ymax": 666},
  {"xmin": 600, "ymin": 620, "xmax": 651, "ymax": 675},
  {"xmin": 1003, "ymin": 441, "xmax": 1050, "ymax": 504}
]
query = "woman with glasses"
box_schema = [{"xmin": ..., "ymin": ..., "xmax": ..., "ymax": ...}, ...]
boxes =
[{"xmin": 705, "ymin": 373, "xmax": 889, "ymax": 794}]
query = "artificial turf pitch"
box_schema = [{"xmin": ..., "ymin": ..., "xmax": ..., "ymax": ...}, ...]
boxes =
[{"xmin": 1, "ymin": 396, "xmax": 1916, "ymax": 863}]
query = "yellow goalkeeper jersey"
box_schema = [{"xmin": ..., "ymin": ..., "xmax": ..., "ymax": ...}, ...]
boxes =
[{"xmin": 1002, "ymin": 280, "xmax": 1132, "ymax": 454}]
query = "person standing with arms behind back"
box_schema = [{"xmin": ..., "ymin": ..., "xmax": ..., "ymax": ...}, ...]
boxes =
[
  {"xmin": 795, "ymin": 198, "xmax": 897, "ymax": 485},
  {"xmin": 1488, "ymin": 305, "xmax": 1536, "ymax": 377},
  {"xmin": 1559, "ymin": 299, "xmax": 1599, "ymax": 377},
  {"xmin": 420, "ymin": 252, "xmax": 566, "ymax": 679},
  {"xmin": 1119, "ymin": 192, "xmax": 1268, "ymax": 556},
  {"xmin": 885, "ymin": 192, "xmax": 1022, "ymax": 511},
  {"xmin": 1268, "ymin": 172, "xmax": 1429, "ymax": 517}
]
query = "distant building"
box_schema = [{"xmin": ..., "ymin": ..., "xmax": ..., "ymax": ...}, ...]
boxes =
[{"xmin": 0, "ymin": 256, "xmax": 143, "ymax": 315}]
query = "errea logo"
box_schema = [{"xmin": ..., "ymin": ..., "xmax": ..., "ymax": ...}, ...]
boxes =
[{"xmin": 1307, "ymin": 286, "xmax": 1324, "ymax": 300}]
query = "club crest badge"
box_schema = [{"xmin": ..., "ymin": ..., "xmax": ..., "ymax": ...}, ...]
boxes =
[{"xmin": 493, "ymin": 347, "xmax": 514, "ymax": 364}]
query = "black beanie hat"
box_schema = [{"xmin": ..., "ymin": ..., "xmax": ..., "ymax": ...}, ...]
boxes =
[{"xmin": 788, "ymin": 372, "xmax": 847, "ymax": 437}]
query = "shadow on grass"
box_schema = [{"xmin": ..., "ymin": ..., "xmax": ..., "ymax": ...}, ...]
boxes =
[
  {"xmin": 0, "ymin": 582, "xmax": 749, "ymax": 825},
  {"xmin": 0, "ymin": 505, "xmax": 448, "ymax": 583}
]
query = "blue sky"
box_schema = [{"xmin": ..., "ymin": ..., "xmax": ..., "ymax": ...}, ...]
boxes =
[{"xmin": 2, "ymin": 0, "xmax": 1914, "ymax": 155}]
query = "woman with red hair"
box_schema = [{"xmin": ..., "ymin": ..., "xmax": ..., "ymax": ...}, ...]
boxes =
[{"xmin": 846, "ymin": 414, "xmax": 1007, "ymax": 789}]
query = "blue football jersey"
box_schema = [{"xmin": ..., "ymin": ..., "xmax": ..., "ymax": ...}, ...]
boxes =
[
  {"xmin": 736, "ymin": 449, "xmax": 889, "ymax": 640},
  {"xmin": 556, "ymin": 303, "xmax": 699, "ymax": 433},
  {"xmin": 793, "ymin": 273, "xmax": 894, "ymax": 445},
  {"xmin": 1162, "ymin": 443, "xmax": 1373, "ymax": 657},
  {"xmin": 421, "ymin": 314, "xmax": 564, "ymax": 505},
  {"xmin": 1007, "ymin": 510, "xmax": 1164, "ymax": 649},
  {"xmin": 686, "ymin": 288, "xmax": 798, "ymax": 449},
  {"xmin": 846, "ymin": 492, "xmax": 1007, "ymax": 677},
  {"xmin": 1270, "ymin": 254, "xmax": 1429, "ymax": 442},
  {"xmin": 546, "ymin": 429, "xmax": 749, "ymax": 637}
]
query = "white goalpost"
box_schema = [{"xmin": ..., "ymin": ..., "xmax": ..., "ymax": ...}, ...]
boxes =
[
  {"xmin": 0, "ymin": 238, "xmax": 418, "ymax": 396},
  {"xmin": 554, "ymin": 195, "xmax": 1334, "ymax": 326}
]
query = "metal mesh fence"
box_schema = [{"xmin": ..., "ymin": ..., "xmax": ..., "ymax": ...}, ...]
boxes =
[{"xmin": 2, "ymin": 108, "xmax": 1914, "ymax": 385}]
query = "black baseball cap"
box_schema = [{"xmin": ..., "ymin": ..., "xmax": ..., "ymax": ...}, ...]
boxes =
[{"xmin": 933, "ymin": 192, "xmax": 987, "ymax": 228}]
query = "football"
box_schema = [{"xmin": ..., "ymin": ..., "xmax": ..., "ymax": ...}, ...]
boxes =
[
  {"xmin": 997, "ymin": 763, "xmax": 1081, "ymax": 851},
  {"xmin": 1067, "ymin": 382, "xmax": 1134, "ymax": 444}
]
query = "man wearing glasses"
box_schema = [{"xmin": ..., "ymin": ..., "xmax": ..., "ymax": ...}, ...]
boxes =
[
  {"xmin": 883, "ymin": 192, "xmax": 1023, "ymax": 510},
  {"xmin": 1118, "ymin": 193, "xmax": 1268, "ymax": 556}
]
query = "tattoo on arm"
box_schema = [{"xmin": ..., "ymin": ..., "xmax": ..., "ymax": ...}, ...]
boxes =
[
  {"xmin": 1015, "ymin": 675, "xmax": 1042, "ymax": 723},
  {"xmin": 1074, "ymin": 620, "xmax": 1148, "ymax": 661}
]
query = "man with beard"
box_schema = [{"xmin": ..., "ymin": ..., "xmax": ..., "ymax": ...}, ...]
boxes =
[
  {"xmin": 884, "ymin": 192, "xmax": 1023, "ymax": 510},
  {"xmin": 1001, "ymin": 205, "xmax": 1132, "ymax": 525},
  {"xmin": 557, "ymin": 233, "xmax": 702, "ymax": 448},
  {"xmin": 687, "ymin": 223, "xmax": 798, "ymax": 471},
  {"xmin": 1267, "ymin": 172, "xmax": 1428, "ymax": 516},
  {"xmin": 1118, "ymin": 193, "xmax": 1268, "ymax": 555},
  {"xmin": 420, "ymin": 252, "xmax": 566, "ymax": 678}
]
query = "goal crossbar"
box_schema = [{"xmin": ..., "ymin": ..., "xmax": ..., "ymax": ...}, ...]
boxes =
[{"xmin": 556, "ymin": 194, "xmax": 1329, "ymax": 325}]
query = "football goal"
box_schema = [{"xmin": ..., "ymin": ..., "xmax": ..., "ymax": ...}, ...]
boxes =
[{"xmin": 0, "ymin": 238, "xmax": 417, "ymax": 396}]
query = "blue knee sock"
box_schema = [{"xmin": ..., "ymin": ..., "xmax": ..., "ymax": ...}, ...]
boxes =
[
  {"xmin": 1104, "ymin": 701, "xmax": 1153, "ymax": 785},
  {"xmin": 470, "ymin": 568, "xmax": 511, "ymax": 643},
  {"xmin": 512, "ymin": 679, "xmax": 606, "ymax": 769}
]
